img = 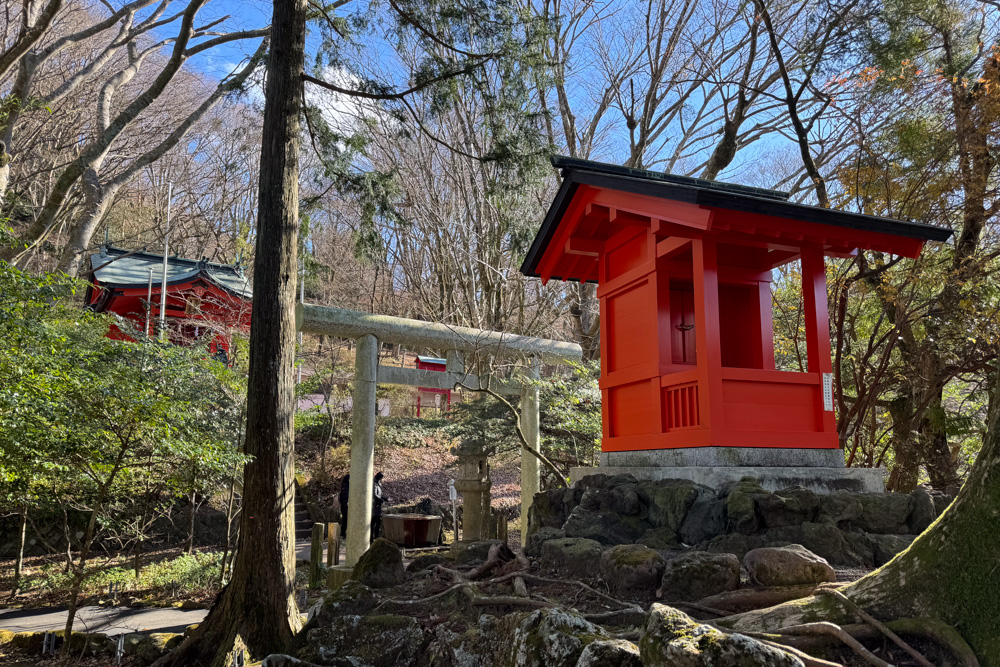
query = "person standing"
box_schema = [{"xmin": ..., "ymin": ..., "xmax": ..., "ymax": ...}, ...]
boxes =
[
  {"xmin": 338, "ymin": 474, "xmax": 350, "ymax": 538},
  {"xmin": 371, "ymin": 471, "xmax": 388, "ymax": 541}
]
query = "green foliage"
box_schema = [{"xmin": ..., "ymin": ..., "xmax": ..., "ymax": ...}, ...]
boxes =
[
  {"xmin": 447, "ymin": 361, "xmax": 601, "ymax": 473},
  {"xmin": 0, "ymin": 241, "xmax": 248, "ymax": 566},
  {"xmin": 22, "ymin": 552, "xmax": 225, "ymax": 599}
]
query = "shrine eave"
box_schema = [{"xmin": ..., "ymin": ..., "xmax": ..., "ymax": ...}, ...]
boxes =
[{"xmin": 520, "ymin": 156, "xmax": 954, "ymax": 282}]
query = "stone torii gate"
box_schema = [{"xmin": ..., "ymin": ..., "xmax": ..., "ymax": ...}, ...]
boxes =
[{"xmin": 296, "ymin": 303, "xmax": 583, "ymax": 565}]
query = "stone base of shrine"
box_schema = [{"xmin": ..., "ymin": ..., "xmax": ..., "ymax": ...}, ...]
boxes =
[
  {"xmin": 570, "ymin": 461, "xmax": 885, "ymax": 494},
  {"xmin": 600, "ymin": 447, "xmax": 847, "ymax": 468}
]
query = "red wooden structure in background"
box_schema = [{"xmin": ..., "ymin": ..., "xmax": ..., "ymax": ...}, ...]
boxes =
[
  {"xmin": 85, "ymin": 246, "xmax": 252, "ymax": 361},
  {"xmin": 521, "ymin": 158, "xmax": 950, "ymax": 454},
  {"xmin": 415, "ymin": 355, "xmax": 451, "ymax": 417}
]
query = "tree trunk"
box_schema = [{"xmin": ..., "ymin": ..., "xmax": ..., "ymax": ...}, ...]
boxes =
[
  {"xmin": 186, "ymin": 488, "xmax": 197, "ymax": 556},
  {"xmin": 720, "ymin": 369, "xmax": 1000, "ymax": 664},
  {"xmin": 151, "ymin": 0, "xmax": 306, "ymax": 663},
  {"xmin": 885, "ymin": 394, "xmax": 920, "ymax": 493},
  {"xmin": 10, "ymin": 501, "xmax": 27, "ymax": 597}
]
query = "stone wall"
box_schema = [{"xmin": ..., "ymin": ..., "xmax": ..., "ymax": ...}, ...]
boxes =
[{"xmin": 527, "ymin": 473, "xmax": 951, "ymax": 567}]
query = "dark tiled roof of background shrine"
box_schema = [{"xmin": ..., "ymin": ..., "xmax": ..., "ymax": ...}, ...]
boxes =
[
  {"xmin": 90, "ymin": 246, "xmax": 252, "ymax": 299},
  {"xmin": 520, "ymin": 156, "xmax": 953, "ymax": 279}
]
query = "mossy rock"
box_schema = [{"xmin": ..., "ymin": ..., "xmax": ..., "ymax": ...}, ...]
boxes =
[
  {"xmin": 870, "ymin": 533, "xmax": 916, "ymax": 566},
  {"xmin": 637, "ymin": 479, "xmax": 700, "ymax": 531},
  {"xmin": 639, "ymin": 604, "xmax": 801, "ymax": 666},
  {"xmin": 724, "ymin": 478, "xmax": 769, "ymax": 535},
  {"xmin": 660, "ymin": 551, "xmax": 740, "ymax": 603},
  {"xmin": 855, "ymin": 492, "xmax": 911, "ymax": 534},
  {"xmin": 299, "ymin": 614, "xmax": 425, "ymax": 667},
  {"xmin": 599, "ymin": 544, "xmax": 665, "ymax": 598},
  {"xmin": 744, "ymin": 544, "xmax": 836, "ymax": 586},
  {"xmin": 513, "ymin": 608, "xmax": 610, "ymax": 667},
  {"xmin": 576, "ymin": 639, "xmax": 643, "ymax": 666},
  {"xmin": 756, "ymin": 486, "xmax": 819, "ymax": 529},
  {"xmin": 315, "ymin": 579, "xmax": 378, "ymax": 624},
  {"xmin": 0, "ymin": 630, "xmax": 43, "ymax": 652},
  {"xmin": 563, "ymin": 507, "xmax": 643, "ymax": 545},
  {"xmin": 816, "ymin": 490, "xmax": 864, "ymax": 526},
  {"xmin": 541, "ymin": 537, "xmax": 605, "ymax": 578},
  {"xmin": 907, "ymin": 486, "xmax": 937, "ymax": 533},
  {"xmin": 525, "ymin": 526, "xmax": 565, "ymax": 557},
  {"xmin": 124, "ymin": 632, "xmax": 180, "ymax": 663},
  {"xmin": 352, "ymin": 537, "xmax": 405, "ymax": 588},
  {"xmin": 638, "ymin": 527, "xmax": 680, "ymax": 549}
]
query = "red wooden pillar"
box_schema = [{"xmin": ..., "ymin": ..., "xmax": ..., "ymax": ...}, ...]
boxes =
[
  {"xmin": 800, "ymin": 247, "xmax": 837, "ymax": 435},
  {"xmin": 692, "ymin": 238, "xmax": 724, "ymax": 431}
]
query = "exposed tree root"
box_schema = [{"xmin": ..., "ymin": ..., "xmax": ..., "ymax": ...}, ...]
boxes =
[
  {"xmin": 697, "ymin": 583, "xmax": 841, "ymax": 613},
  {"xmin": 775, "ymin": 623, "xmax": 891, "ymax": 667},
  {"xmin": 664, "ymin": 600, "xmax": 729, "ymax": 617},
  {"xmin": 582, "ymin": 606, "xmax": 646, "ymax": 624},
  {"xmin": 832, "ymin": 620, "xmax": 979, "ymax": 667},
  {"xmin": 471, "ymin": 596, "xmax": 554, "ymax": 609},
  {"xmin": 819, "ymin": 589, "xmax": 934, "ymax": 667},
  {"xmin": 746, "ymin": 636, "xmax": 844, "ymax": 667},
  {"xmin": 518, "ymin": 573, "xmax": 637, "ymax": 610}
]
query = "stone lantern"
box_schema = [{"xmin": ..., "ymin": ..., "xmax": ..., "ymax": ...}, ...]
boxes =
[{"xmin": 452, "ymin": 438, "xmax": 494, "ymax": 542}]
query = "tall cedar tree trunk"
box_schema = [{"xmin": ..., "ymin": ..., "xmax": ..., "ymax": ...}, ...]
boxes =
[
  {"xmin": 151, "ymin": 0, "xmax": 306, "ymax": 663},
  {"xmin": 721, "ymin": 368, "xmax": 1000, "ymax": 664}
]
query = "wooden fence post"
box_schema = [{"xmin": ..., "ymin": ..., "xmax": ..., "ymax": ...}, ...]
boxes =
[
  {"xmin": 309, "ymin": 523, "xmax": 324, "ymax": 588},
  {"xmin": 328, "ymin": 522, "xmax": 340, "ymax": 566}
]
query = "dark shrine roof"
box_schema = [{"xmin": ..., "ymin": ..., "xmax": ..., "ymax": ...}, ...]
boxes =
[
  {"xmin": 520, "ymin": 156, "xmax": 953, "ymax": 280},
  {"xmin": 91, "ymin": 246, "xmax": 252, "ymax": 299}
]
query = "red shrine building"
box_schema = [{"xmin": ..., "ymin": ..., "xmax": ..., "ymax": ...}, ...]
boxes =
[
  {"xmin": 85, "ymin": 246, "xmax": 252, "ymax": 360},
  {"xmin": 521, "ymin": 157, "xmax": 950, "ymax": 456},
  {"xmin": 414, "ymin": 355, "xmax": 452, "ymax": 417}
]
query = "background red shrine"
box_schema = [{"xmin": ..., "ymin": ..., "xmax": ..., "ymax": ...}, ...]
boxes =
[
  {"xmin": 521, "ymin": 157, "xmax": 951, "ymax": 455},
  {"xmin": 85, "ymin": 246, "xmax": 252, "ymax": 361}
]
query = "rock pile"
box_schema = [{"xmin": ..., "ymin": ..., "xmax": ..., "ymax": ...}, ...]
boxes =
[{"xmin": 528, "ymin": 474, "xmax": 947, "ymax": 567}]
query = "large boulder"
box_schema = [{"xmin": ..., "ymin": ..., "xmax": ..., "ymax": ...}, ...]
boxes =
[
  {"xmin": 576, "ymin": 639, "xmax": 643, "ymax": 667},
  {"xmin": 756, "ymin": 487, "xmax": 819, "ymax": 529},
  {"xmin": 659, "ymin": 551, "xmax": 740, "ymax": 602},
  {"xmin": 678, "ymin": 490, "xmax": 726, "ymax": 545},
  {"xmin": 855, "ymin": 493, "xmax": 911, "ymax": 534},
  {"xmin": 541, "ymin": 537, "xmax": 605, "ymax": 579},
  {"xmin": 525, "ymin": 527, "xmax": 566, "ymax": 558},
  {"xmin": 301, "ymin": 614, "xmax": 425, "ymax": 667},
  {"xmin": 442, "ymin": 607, "xmax": 611, "ymax": 667},
  {"xmin": 599, "ymin": 544, "xmax": 665, "ymax": 598},
  {"xmin": 639, "ymin": 604, "xmax": 803, "ymax": 666},
  {"xmin": 723, "ymin": 478, "xmax": 770, "ymax": 534},
  {"xmin": 351, "ymin": 538, "xmax": 405, "ymax": 588},
  {"xmin": 510, "ymin": 608, "xmax": 610, "ymax": 667},
  {"xmin": 743, "ymin": 544, "xmax": 836, "ymax": 586},
  {"xmin": 563, "ymin": 507, "xmax": 643, "ymax": 545},
  {"xmin": 637, "ymin": 479, "xmax": 700, "ymax": 532}
]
